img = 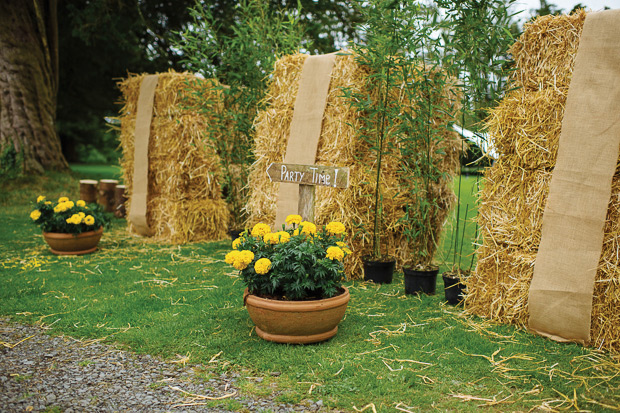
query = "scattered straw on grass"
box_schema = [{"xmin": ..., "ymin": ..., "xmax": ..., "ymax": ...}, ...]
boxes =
[
  {"xmin": 170, "ymin": 385, "xmax": 237, "ymax": 408},
  {"xmin": 246, "ymin": 53, "xmax": 462, "ymax": 278},
  {"xmin": 117, "ymin": 71, "xmax": 229, "ymax": 244},
  {"xmin": 468, "ymin": 10, "xmax": 620, "ymax": 353}
]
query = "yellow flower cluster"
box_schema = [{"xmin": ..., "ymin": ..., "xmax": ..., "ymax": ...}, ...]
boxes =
[
  {"xmin": 326, "ymin": 246, "xmax": 345, "ymax": 261},
  {"xmin": 58, "ymin": 196, "xmax": 69, "ymax": 203},
  {"xmin": 232, "ymin": 237, "xmax": 244, "ymax": 250},
  {"xmin": 66, "ymin": 212, "xmax": 86, "ymax": 225},
  {"xmin": 36, "ymin": 195, "xmax": 46, "ymax": 203},
  {"xmin": 264, "ymin": 231, "xmax": 291, "ymax": 244},
  {"xmin": 251, "ymin": 223, "xmax": 271, "ymax": 238},
  {"xmin": 225, "ymin": 250, "xmax": 255, "ymax": 270},
  {"xmin": 254, "ymin": 258, "xmax": 271, "ymax": 275},
  {"xmin": 30, "ymin": 210, "xmax": 41, "ymax": 220},
  {"xmin": 54, "ymin": 200, "xmax": 75, "ymax": 213},
  {"xmin": 326, "ymin": 221, "xmax": 345, "ymax": 235},
  {"xmin": 76, "ymin": 200, "xmax": 86, "ymax": 207},
  {"xmin": 285, "ymin": 214, "xmax": 302, "ymax": 226},
  {"xmin": 84, "ymin": 215, "xmax": 95, "ymax": 226},
  {"xmin": 300, "ymin": 221, "xmax": 317, "ymax": 235},
  {"xmin": 336, "ymin": 241, "xmax": 352, "ymax": 254}
]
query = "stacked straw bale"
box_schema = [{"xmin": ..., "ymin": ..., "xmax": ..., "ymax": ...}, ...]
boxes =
[
  {"xmin": 466, "ymin": 10, "xmax": 620, "ymax": 352},
  {"xmin": 245, "ymin": 53, "xmax": 462, "ymax": 278},
  {"xmin": 118, "ymin": 71, "xmax": 229, "ymax": 243}
]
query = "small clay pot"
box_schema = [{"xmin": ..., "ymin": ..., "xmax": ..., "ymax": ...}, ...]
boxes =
[{"xmin": 42, "ymin": 227, "xmax": 104, "ymax": 255}]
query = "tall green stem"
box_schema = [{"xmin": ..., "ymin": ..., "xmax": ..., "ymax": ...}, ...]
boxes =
[{"xmin": 373, "ymin": 64, "xmax": 391, "ymax": 259}]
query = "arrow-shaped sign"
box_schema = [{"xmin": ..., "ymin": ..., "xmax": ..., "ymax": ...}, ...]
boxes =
[{"xmin": 266, "ymin": 162, "xmax": 350, "ymax": 189}]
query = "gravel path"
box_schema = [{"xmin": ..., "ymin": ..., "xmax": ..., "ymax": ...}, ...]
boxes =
[{"xmin": 0, "ymin": 318, "xmax": 331, "ymax": 412}]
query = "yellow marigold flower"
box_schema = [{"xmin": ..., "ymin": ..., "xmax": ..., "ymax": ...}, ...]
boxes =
[
  {"xmin": 30, "ymin": 210, "xmax": 41, "ymax": 220},
  {"xmin": 254, "ymin": 258, "xmax": 272, "ymax": 275},
  {"xmin": 54, "ymin": 203, "xmax": 67, "ymax": 213},
  {"xmin": 58, "ymin": 196, "xmax": 69, "ymax": 203},
  {"xmin": 263, "ymin": 232, "xmax": 277, "ymax": 244},
  {"xmin": 285, "ymin": 214, "xmax": 302, "ymax": 226},
  {"xmin": 300, "ymin": 221, "xmax": 317, "ymax": 235},
  {"xmin": 251, "ymin": 223, "xmax": 271, "ymax": 238},
  {"xmin": 326, "ymin": 246, "xmax": 345, "ymax": 261},
  {"xmin": 232, "ymin": 250, "xmax": 255, "ymax": 270},
  {"xmin": 293, "ymin": 229, "xmax": 300, "ymax": 236},
  {"xmin": 276, "ymin": 231, "xmax": 290, "ymax": 243},
  {"xmin": 232, "ymin": 237, "xmax": 243, "ymax": 250},
  {"xmin": 225, "ymin": 250, "xmax": 240, "ymax": 265},
  {"xmin": 336, "ymin": 241, "xmax": 352, "ymax": 255},
  {"xmin": 76, "ymin": 200, "xmax": 86, "ymax": 207},
  {"xmin": 66, "ymin": 214, "xmax": 82, "ymax": 225},
  {"xmin": 84, "ymin": 215, "xmax": 95, "ymax": 226},
  {"xmin": 78, "ymin": 212, "xmax": 86, "ymax": 218},
  {"xmin": 326, "ymin": 221, "xmax": 346, "ymax": 235},
  {"xmin": 65, "ymin": 201, "xmax": 75, "ymax": 209},
  {"xmin": 36, "ymin": 195, "xmax": 45, "ymax": 203},
  {"xmin": 45, "ymin": 201, "xmax": 52, "ymax": 205}
]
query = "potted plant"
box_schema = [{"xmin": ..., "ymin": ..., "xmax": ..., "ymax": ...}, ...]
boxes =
[
  {"xmin": 225, "ymin": 214, "xmax": 351, "ymax": 344},
  {"xmin": 30, "ymin": 195, "xmax": 110, "ymax": 255},
  {"xmin": 346, "ymin": 0, "xmax": 411, "ymax": 283},
  {"xmin": 437, "ymin": 0, "xmax": 516, "ymax": 302}
]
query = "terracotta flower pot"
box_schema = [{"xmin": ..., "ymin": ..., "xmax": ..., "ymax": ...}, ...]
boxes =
[
  {"xmin": 243, "ymin": 287, "xmax": 350, "ymax": 344},
  {"xmin": 42, "ymin": 227, "xmax": 104, "ymax": 255}
]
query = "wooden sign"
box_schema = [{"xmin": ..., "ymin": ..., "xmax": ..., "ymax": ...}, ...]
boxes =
[
  {"xmin": 266, "ymin": 163, "xmax": 349, "ymax": 188},
  {"xmin": 266, "ymin": 162, "xmax": 350, "ymax": 222}
]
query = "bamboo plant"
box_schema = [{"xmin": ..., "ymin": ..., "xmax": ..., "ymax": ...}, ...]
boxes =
[
  {"xmin": 175, "ymin": 0, "xmax": 305, "ymax": 233},
  {"xmin": 344, "ymin": 0, "xmax": 417, "ymax": 264},
  {"xmin": 438, "ymin": 0, "xmax": 517, "ymax": 278}
]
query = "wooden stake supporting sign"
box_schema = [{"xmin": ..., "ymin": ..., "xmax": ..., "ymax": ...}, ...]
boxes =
[{"xmin": 267, "ymin": 162, "xmax": 349, "ymax": 222}]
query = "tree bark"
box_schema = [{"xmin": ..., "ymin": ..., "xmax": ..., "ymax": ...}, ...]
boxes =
[{"xmin": 0, "ymin": 0, "xmax": 68, "ymax": 174}]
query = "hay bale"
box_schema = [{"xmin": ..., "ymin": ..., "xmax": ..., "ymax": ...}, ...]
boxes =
[
  {"xmin": 467, "ymin": 10, "xmax": 620, "ymax": 352},
  {"xmin": 245, "ymin": 53, "xmax": 462, "ymax": 278},
  {"xmin": 117, "ymin": 71, "xmax": 228, "ymax": 243},
  {"xmin": 509, "ymin": 11, "xmax": 586, "ymax": 91}
]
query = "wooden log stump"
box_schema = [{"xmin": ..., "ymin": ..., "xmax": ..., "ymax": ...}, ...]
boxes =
[
  {"xmin": 114, "ymin": 185, "xmax": 127, "ymax": 218},
  {"xmin": 79, "ymin": 180, "xmax": 99, "ymax": 204},
  {"xmin": 98, "ymin": 179, "xmax": 118, "ymax": 213}
]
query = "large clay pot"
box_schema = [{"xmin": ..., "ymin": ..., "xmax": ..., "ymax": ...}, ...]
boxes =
[
  {"xmin": 42, "ymin": 227, "xmax": 104, "ymax": 255},
  {"xmin": 243, "ymin": 287, "xmax": 350, "ymax": 344}
]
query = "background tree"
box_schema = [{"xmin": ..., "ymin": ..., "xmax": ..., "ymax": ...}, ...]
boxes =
[{"xmin": 0, "ymin": 0, "xmax": 68, "ymax": 175}]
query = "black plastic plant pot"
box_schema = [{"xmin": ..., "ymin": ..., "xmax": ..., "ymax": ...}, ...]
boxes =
[
  {"xmin": 363, "ymin": 256, "xmax": 396, "ymax": 284},
  {"xmin": 442, "ymin": 272, "xmax": 466, "ymax": 305},
  {"xmin": 403, "ymin": 266, "xmax": 439, "ymax": 295},
  {"xmin": 228, "ymin": 229, "xmax": 244, "ymax": 240}
]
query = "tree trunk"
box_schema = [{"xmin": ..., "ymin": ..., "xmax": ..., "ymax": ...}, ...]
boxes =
[{"xmin": 0, "ymin": 0, "xmax": 68, "ymax": 174}]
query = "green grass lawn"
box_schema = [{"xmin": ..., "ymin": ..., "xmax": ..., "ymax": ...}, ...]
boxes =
[{"xmin": 1, "ymin": 171, "xmax": 619, "ymax": 412}]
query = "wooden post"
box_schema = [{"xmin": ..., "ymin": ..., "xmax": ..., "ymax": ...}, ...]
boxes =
[
  {"xmin": 298, "ymin": 184, "xmax": 316, "ymax": 222},
  {"xmin": 98, "ymin": 179, "xmax": 118, "ymax": 213},
  {"xmin": 114, "ymin": 185, "xmax": 127, "ymax": 218},
  {"xmin": 267, "ymin": 162, "xmax": 349, "ymax": 221},
  {"xmin": 79, "ymin": 179, "xmax": 98, "ymax": 204}
]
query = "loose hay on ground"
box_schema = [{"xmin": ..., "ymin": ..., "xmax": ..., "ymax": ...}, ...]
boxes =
[
  {"xmin": 467, "ymin": 10, "xmax": 620, "ymax": 353},
  {"xmin": 245, "ymin": 53, "xmax": 462, "ymax": 278},
  {"xmin": 117, "ymin": 71, "xmax": 228, "ymax": 243}
]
